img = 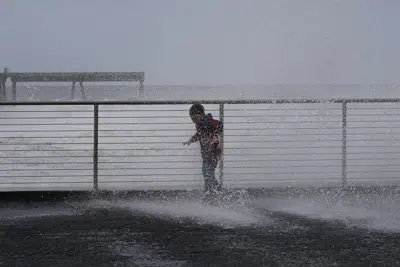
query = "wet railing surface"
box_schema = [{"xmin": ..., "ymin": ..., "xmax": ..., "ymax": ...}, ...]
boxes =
[{"xmin": 1, "ymin": 99, "xmax": 400, "ymax": 191}]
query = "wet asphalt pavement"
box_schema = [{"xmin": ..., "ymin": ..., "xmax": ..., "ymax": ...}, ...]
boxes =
[{"xmin": 1, "ymin": 192, "xmax": 400, "ymax": 267}]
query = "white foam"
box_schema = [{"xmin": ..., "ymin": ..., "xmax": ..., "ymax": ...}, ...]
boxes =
[{"xmin": 254, "ymin": 197, "xmax": 400, "ymax": 232}]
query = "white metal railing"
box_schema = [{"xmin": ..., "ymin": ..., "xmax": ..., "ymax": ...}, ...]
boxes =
[{"xmin": 1, "ymin": 99, "xmax": 400, "ymax": 191}]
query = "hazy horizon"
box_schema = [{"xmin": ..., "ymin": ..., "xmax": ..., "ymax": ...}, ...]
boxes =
[{"xmin": 1, "ymin": 0, "xmax": 400, "ymax": 85}]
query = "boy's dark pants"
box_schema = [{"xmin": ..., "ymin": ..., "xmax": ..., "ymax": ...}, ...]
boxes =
[{"xmin": 202, "ymin": 156, "xmax": 219, "ymax": 193}]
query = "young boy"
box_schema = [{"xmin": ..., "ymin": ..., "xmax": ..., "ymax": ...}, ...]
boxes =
[{"xmin": 183, "ymin": 103, "xmax": 223, "ymax": 195}]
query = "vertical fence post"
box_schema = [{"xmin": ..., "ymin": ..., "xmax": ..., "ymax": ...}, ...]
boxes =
[
  {"xmin": 93, "ymin": 104, "xmax": 99, "ymax": 191},
  {"xmin": 139, "ymin": 80, "xmax": 144, "ymax": 97},
  {"xmin": 0, "ymin": 77, "xmax": 4, "ymax": 101},
  {"xmin": 12, "ymin": 80, "xmax": 17, "ymax": 101},
  {"xmin": 219, "ymin": 103, "xmax": 224, "ymax": 187},
  {"xmin": 342, "ymin": 101, "xmax": 347, "ymax": 187},
  {"xmin": 1, "ymin": 68, "xmax": 7, "ymax": 101}
]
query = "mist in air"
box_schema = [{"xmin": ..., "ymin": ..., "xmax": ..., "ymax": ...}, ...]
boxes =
[{"xmin": 0, "ymin": 0, "xmax": 399, "ymax": 86}]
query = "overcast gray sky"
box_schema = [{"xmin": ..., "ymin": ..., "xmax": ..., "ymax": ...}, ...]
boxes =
[{"xmin": 0, "ymin": 0, "xmax": 399, "ymax": 85}]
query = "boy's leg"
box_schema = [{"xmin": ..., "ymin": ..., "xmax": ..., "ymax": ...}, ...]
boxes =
[{"xmin": 202, "ymin": 157, "xmax": 219, "ymax": 193}]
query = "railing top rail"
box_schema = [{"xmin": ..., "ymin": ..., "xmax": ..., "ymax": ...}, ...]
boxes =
[{"xmin": 1, "ymin": 98, "xmax": 400, "ymax": 106}]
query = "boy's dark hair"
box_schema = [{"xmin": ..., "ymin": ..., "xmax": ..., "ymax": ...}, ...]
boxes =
[{"xmin": 189, "ymin": 103, "xmax": 205, "ymax": 116}]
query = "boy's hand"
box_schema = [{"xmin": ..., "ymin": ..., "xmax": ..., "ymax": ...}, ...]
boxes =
[{"xmin": 182, "ymin": 140, "xmax": 191, "ymax": 146}]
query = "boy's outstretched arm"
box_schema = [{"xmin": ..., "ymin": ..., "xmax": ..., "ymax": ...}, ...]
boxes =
[{"xmin": 182, "ymin": 132, "xmax": 200, "ymax": 146}]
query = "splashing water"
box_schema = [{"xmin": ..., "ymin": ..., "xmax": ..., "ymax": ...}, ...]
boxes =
[
  {"xmin": 204, "ymin": 188, "xmax": 252, "ymax": 210},
  {"xmin": 81, "ymin": 192, "xmax": 266, "ymax": 228},
  {"xmin": 253, "ymin": 196, "xmax": 400, "ymax": 232},
  {"xmin": 23, "ymin": 83, "xmax": 41, "ymax": 101}
]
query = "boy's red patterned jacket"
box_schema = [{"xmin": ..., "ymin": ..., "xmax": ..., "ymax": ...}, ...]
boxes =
[{"xmin": 189, "ymin": 113, "xmax": 223, "ymax": 160}]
